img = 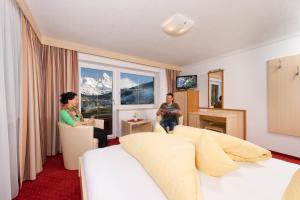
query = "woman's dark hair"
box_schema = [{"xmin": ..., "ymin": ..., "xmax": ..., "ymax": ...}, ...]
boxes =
[{"xmin": 60, "ymin": 92, "xmax": 77, "ymax": 104}]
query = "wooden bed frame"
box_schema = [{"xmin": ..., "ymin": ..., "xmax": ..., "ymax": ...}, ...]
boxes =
[{"xmin": 79, "ymin": 157, "xmax": 88, "ymax": 200}]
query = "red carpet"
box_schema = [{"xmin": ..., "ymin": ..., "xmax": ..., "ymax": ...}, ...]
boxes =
[
  {"xmin": 14, "ymin": 154, "xmax": 81, "ymax": 200},
  {"xmin": 15, "ymin": 139, "xmax": 299, "ymax": 200},
  {"xmin": 272, "ymin": 151, "xmax": 300, "ymax": 165},
  {"xmin": 14, "ymin": 138, "xmax": 119, "ymax": 200},
  {"xmin": 107, "ymin": 138, "xmax": 120, "ymax": 146}
]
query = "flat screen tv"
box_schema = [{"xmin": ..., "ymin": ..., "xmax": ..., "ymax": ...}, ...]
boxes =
[{"xmin": 176, "ymin": 75, "xmax": 197, "ymax": 90}]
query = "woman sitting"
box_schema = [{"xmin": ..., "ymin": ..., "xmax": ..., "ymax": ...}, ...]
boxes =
[{"xmin": 60, "ymin": 92, "xmax": 108, "ymax": 148}]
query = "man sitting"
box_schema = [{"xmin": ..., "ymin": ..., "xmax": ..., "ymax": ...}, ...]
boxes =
[{"xmin": 157, "ymin": 93, "xmax": 182, "ymax": 132}]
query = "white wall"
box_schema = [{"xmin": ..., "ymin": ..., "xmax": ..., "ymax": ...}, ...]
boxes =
[{"xmin": 181, "ymin": 35, "xmax": 300, "ymax": 157}]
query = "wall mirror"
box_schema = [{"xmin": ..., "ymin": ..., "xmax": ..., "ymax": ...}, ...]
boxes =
[{"xmin": 208, "ymin": 69, "xmax": 224, "ymax": 108}]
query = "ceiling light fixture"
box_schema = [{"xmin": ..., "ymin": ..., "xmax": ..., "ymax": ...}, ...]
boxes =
[{"xmin": 161, "ymin": 13, "xmax": 194, "ymax": 36}]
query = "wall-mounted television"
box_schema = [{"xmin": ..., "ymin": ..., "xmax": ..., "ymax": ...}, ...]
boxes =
[{"xmin": 176, "ymin": 75, "xmax": 197, "ymax": 90}]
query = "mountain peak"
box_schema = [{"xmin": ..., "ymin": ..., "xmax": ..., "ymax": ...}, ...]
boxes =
[{"xmin": 80, "ymin": 75, "xmax": 112, "ymax": 95}]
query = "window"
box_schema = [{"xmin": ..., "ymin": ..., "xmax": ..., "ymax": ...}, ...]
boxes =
[
  {"xmin": 79, "ymin": 54, "xmax": 160, "ymax": 138},
  {"xmin": 80, "ymin": 67, "xmax": 113, "ymax": 134},
  {"xmin": 120, "ymin": 73, "xmax": 154, "ymax": 105}
]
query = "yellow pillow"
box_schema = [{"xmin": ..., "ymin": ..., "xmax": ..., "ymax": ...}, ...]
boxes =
[
  {"xmin": 173, "ymin": 126, "xmax": 238, "ymax": 176},
  {"xmin": 173, "ymin": 125, "xmax": 203, "ymax": 141},
  {"xmin": 120, "ymin": 133, "xmax": 201, "ymax": 200},
  {"xmin": 283, "ymin": 168, "xmax": 300, "ymax": 200},
  {"xmin": 154, "ymin": 122, "xmax": 167, "ymax": 134},
  {"xmin": 203, "ymin": 129, "xmax": 271, "ymax": 162},
  {"xmin": 197, "ymin": 133, "xmax": 238, "ymax": 176}
]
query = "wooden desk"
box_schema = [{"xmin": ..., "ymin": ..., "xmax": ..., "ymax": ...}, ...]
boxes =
[
  {"xmin": 121, "ymin": 120, "xmax": 152, "ymax": 136},
  {"xmin": 189, "ymin": 109, "xmax": 246, "ymax": 139}
]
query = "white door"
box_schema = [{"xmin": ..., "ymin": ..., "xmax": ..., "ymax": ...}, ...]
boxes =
[{"xmin": 79, "ymin": 61, "xmax": 118, "ymax": 139}]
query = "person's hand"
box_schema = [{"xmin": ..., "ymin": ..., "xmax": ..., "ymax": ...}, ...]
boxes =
[
  {"xmin": 171, "ymin": 109, "xmax": 178, "ymax": 114},
  {"xmin": 161, "ymin": 108, "xmax": 168, "ymax": 114},
  {"xmin": 82, "ymin": 118, "xmax": 94, "ymax": 126}
]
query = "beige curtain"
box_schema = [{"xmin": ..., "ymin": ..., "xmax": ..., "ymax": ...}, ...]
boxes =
[
  {"xmin": 42, "ymin": 46, "xmax": 78, "ymax": 156},
  {"xmin": 166, "ymin": 69, "xmax": 180, "ymax": 93},
  {"xmin": 19, "ymin": 15, "xmax": 79, "ymax": 183},
  {"xmin": 19, "ymin": 15, "xmax": 44, "ymax": 182}
]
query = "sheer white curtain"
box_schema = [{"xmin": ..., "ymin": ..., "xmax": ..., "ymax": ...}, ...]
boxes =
[
  {"xmin": 159, "ymin": 68, "xmax": 168, "ymax": 104},
  {"xmin": 0, "ymin": 0, "xmax": 21, "ymax": 199}
]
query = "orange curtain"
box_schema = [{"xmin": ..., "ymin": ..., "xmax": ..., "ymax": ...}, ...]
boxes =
[
  {"xmin": 166, "ymin": 69, "xmax": 180, "ymax": 93},
  {"xmin": 19, "ymin": 15, "xmax": 45, "ymax": 182},
  {"xmin": 42, "ymin": 46, "xmax": 78, "ymax": 156}
]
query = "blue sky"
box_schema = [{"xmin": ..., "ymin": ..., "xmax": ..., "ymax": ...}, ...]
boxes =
[
  {"xmin": 81, "ymin": 67, "xmax": 154, "ymax": 86},
  {"xmin": 81, "ymin": 67, "xmax": 112, "ymax": 79},
  {"xmin": 121, "ymin": 73, "xmax": 153, "ymax": 85}
]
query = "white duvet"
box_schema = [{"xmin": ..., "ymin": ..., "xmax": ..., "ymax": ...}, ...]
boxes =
[{"xmin": 83, "ymin": 145, "xmax": 299, "ymax": 200}]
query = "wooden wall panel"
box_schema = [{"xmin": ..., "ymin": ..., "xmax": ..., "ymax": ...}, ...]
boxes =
[
  {"xmin": 187, "ymin": 90, "xmax": 200, "ymax": 113},
  {"xmin": 268, "ymin": 54, "xmax": 300, "ymax": 137}
]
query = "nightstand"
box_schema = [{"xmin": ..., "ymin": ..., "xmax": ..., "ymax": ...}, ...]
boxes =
[{"xmin": 121, "ymin": 120, "xmax": 152, "ymax": 136}]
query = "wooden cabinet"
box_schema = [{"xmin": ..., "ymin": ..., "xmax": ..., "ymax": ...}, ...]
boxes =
[{"xmin": 174, "ymin": 90, "xmax": 199, "ymax": 125}]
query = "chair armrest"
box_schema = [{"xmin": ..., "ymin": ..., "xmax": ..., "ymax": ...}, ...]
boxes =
[
  {"xmin": 178, "ymin": 115, "xmax": 184, "ymax": 125},
  {"xmin": 94, "ymin": 119, "xmax": 104, "ymax": 129},
  {"xmin": 156, "ymin": 115, "xmax": 162, "ymax": 122},
  {"xmin": 83, "ymin": 118, "xmax": 104, "ymax": 129}
]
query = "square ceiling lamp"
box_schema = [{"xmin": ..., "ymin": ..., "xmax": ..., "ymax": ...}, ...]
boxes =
[{"xmin": 161, "ymin": 13, "xmax": 194, "ymax": 36}]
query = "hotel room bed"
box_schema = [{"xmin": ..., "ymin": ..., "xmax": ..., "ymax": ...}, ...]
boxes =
[{"xmin": 80, "ymin": 145, "xmax": 299, "ymax": 200}]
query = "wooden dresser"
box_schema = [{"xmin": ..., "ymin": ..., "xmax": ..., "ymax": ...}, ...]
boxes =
[
  {"xmin": 174, "ymin": 90, "xmax": 199, "ymax": 125},
  {"xmin": 189, "ymin": 108, "xmax": 246, "ymax": 139}
]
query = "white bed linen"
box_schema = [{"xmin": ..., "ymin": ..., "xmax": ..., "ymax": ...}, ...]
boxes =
[{"xmin": 83, "ymin": 145, "xmax": 299, "ymax": 200}]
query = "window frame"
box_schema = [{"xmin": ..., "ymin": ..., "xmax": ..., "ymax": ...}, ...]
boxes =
[
  {"xmin": 78, "ymin": 54, "xmax": 159, "ymax": 111},
  {"xmin": 78, "ymin": 53, "xmax": 164, "ymax": 138}
]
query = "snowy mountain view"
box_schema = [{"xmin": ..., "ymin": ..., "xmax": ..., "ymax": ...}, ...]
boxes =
[
  {"xmin": 80, "ymin": 68, "xmax": 154, "ymax": 113},
  {"xmin": 79, "ymin": 68, "xmax": 155, "ymax": 133},
  {"xmin": 121, "ymin": 82, "xmax": 154, "ymax": 104},
  {"xmin": 120, "ymin": 73, "xmax": 154, "ymax": 105},
  {"xmin": 80, "ymin": 68, "xmax": 113, "ymax": 134},
  {"xmin": 80, "ymin": 72, "xmax": 112, "ymax": 96}
]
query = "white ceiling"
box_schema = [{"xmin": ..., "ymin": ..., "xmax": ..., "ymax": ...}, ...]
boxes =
[{"xmin": 25, "ymin": 0, "xmax": 300, "ymax": 66}]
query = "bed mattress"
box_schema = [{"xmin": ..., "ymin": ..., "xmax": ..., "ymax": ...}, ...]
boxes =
[{"xmin": 82, "ymin": 145, "xmax": 299, "ymax": 200}]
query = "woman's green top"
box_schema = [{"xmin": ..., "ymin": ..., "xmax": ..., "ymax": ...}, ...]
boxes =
[{"xmin": 60, "ymin": 109, "xmax": 81, "ymax": 126}]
